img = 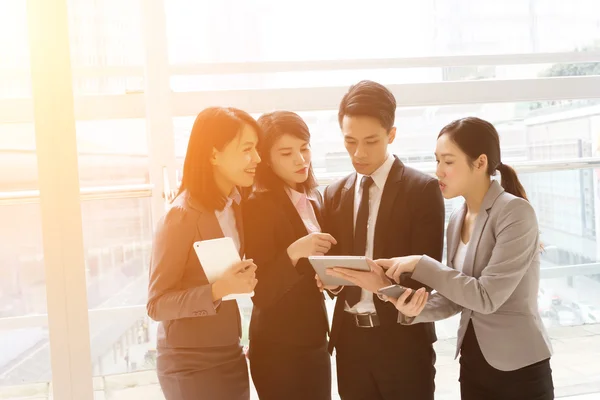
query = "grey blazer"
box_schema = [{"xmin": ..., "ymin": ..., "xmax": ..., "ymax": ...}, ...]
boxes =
[
  {"xmin": 405, "ymin": 180, "xmax": 553, "ymax": 371},
  {"xmin": 147, "ymin": 192, "xmax": 243, "ymax": 351}
]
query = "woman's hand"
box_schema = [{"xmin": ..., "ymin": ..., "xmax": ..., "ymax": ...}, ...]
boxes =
[
  {"xmin": 287, "ymin": 232, "xmax": 337, "ymax": 266},
  {"xmin": 384, "ymin": 287, "xmax": 428, "ymax": 317},
  {"xmin": 212, "ymin": 259, "xmax": 258, "ymax": 300},
  {"xmin": 374, "ymin": 255, "xmax": 422, "ymax": 283}
]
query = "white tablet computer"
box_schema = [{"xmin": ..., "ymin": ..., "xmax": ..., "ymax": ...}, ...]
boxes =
[
  {"xmin": 193, "ymin": 237, "xmax": 253, "ymax": 300},
  {"xmin": 308, "ymin": 256, "xmax": 371, "ymax": 287}
]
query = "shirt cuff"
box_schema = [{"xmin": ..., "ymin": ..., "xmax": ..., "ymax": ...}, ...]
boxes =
[{"xmin": 397, "ymin": 312, "xmax": 416, "ymax": 325}]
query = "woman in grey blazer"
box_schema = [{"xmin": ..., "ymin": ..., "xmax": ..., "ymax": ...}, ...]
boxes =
[
  {"xmin": 147, "ymin": 107, "xmax": 261, "ymax": 400},
  {"xmin": 377, "ymin": 117, "xmax": 554, "ymax": 400}
]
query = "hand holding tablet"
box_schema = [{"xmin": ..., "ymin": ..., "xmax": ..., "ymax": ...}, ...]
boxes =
[
  {"xmin": 308, "ymin": 256, "xmax": 371, "ymax": 287},
  {"xmin": 311, "ymin": 256, "xmax": 394, "ymax": 293},
  {"xmin": 194, "ymin": 237, "xmax": 256, "ymax": 300}
]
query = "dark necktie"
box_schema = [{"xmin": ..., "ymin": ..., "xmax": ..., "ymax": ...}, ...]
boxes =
[{"xmin": 346, "ymin": 175, "xmax": 374, "ymax": 308}]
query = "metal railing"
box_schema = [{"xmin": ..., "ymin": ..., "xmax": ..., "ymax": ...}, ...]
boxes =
[
  {"xmin": 4, "ymin": 50, "xmax": 600, "ymax": 77},
  {"xmin": 0, "ymin": 261, "xmax": 599, "ymax": 330},
  {"xmin": 1, "ymin": 157, "xmax": 600, "ymax": 332},
  {"xmin": 2, "ymin": 158, "xmax": 600, "ymax": 205},
  {"xmin": 0, "ymin": 184, "xmax": 153, "ymax": 206}
]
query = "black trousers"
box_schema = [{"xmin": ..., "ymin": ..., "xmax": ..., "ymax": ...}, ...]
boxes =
[
  {"xmin": 460, "ymin": 321, "xmax": 554, "ymax": 400},
  {"xmin": 249, "ymin": 339, "xmax": 332, "ymax": 400},
  {"xmin": 335, "ymin": 312, "xmax": 436, "ymax": 400}
]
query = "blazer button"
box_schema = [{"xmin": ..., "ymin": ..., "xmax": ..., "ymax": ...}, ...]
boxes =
[{"xmin": 199, "ymin": 310, "xmax": 208, "ymax": 316}]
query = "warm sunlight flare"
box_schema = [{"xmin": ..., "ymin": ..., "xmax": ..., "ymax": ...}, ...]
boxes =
[{"xmin": 2, "ymin": 1, "xmax": 600, "ymax": 399}]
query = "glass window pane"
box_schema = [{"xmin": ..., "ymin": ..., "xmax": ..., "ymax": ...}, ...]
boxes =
[
  {"xmin": 166, "ymin": 0, "xmax": 600, "ymax": 63},
  {"xmin": 0, "ymin": 0, "xmax": 36, "ymax": 192},
  {"xmin": 0, "ymin": 1, "xmax": 31, "ymax": 99},
  {"xmin": 0, "ymin": 3, "xmax": 51, "ymax": 395},
  {"xmin": 0, "ymin": 123, "xmax": 37, "ymax": 191},
  {"xmin": 76, "ymin": 119, "xmax": 149, "ymax": 187},
  {"xmin": 82, "ymin": 197, "xmax": 154, "ymax": 378},
  {"xmin": 67, "ymin": 0, "xmax": 144, "ymax": 95},
  {"xmin": 0, "ymin": 203, "xmax": 51, "ymax": 393},
  {"xmin": 174, "ymin": 98, "xmax": 600, "ymax": 177},
  {"xmin": 82, "ymin": 197, "xmax": 152, "ymax": 309}
]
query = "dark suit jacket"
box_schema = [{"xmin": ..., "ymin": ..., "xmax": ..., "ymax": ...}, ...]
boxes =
[
  {"xmin": 323, "ymin": 156, "xmax": 445, "ymax": 353},
  {"xmin": 146, "ymin": 191, "xmax": 243, "ymax": 351},
  {"xmin": 243, "ymin": 187, "xmax": 329, "ymax": 347}
]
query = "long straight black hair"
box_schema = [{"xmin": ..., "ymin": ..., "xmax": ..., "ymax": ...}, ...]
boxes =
[{"xmin": 438, "ymin": 117, "xmax": 528, "ymax": 201}]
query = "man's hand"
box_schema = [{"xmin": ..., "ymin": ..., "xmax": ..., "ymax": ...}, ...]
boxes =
[{"xmin": 326, "ymin": 259, "xmax": 392, "ymax": 293}]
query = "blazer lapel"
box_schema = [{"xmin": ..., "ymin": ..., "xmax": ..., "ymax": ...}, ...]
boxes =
[
  {"xmin": 373, "ymin": 157, "xmax": 404, "ymax": 260},
  {"xmin": 197, "ymin": 208, "xmax": 225, "ymax": 242},
  {"xmin": 462, "ymin": 181, "xmax": 505, "ymax": 276},
  {"xmin": 186, "ymin": 193, "xmax": 226, "ymax": 242},
  {"xmin": 309, "ymin": 195, "xmax": 325, "ymax": 230},
  {"xmin": 447, "ymin": 204, "xmax": 466, "ymax": 268},
  {"xmin": 339, "ymin": 174, "xmax": 357, "ymax": 255}
]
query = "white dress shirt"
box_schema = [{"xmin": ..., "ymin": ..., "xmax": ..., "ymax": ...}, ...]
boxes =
[
  {"xmin": 345, "ymin": 153, "xmax": 395, "ymax": 314},
  {"xmin": 286, "ymin": 187, "xmax": 321, "ymax": 233},
  {"xmin": 214, "ymin": 188, "xmax": 242, "ymax": 253}
]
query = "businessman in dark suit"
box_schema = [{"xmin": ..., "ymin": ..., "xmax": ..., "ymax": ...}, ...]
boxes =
[{"xmin": 320, "ymin": 80, "xmax": 445, "ymax": 400}]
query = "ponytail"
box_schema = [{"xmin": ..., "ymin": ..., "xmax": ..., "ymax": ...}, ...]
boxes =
[
  {"xmin": 497, "ymin": 163, "xmax": 528, "ymax": 201},
  {"xmin": 438, "ymin": 117, "xmax": 530, "ymax": 202}
]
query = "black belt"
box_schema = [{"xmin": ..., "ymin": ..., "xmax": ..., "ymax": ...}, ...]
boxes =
[{"xmin": 346, "ymin": 312, "xmax": 380, "ymax": 328}]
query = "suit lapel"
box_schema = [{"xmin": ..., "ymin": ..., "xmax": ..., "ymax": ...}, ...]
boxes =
[
  {"xmin": 373, "ymin": 157, "xmax": 404, "ymax": 260},
  {"xmin": 182, "ymin": 194, "xmax": 225, "ymax": 283},
  {"xmin": 462, "ymin": 181, "xmax": 505, "ymax": 276},
  {"xmin": 339, "ymin": 174, "xmax": 357, "ymax": 255},
  {"xmin": 447, "ymin": 204, "xmax": 466, "ymax": 268},
  {"xmin": 196, "ymin": 207, "xmax": 225, "ymax": 241},
  {"xmin": 185, "ymin": 192, "xmax": 228, "ymax": 245},
  {"xmin": 309, "ymin": 196, "xmax": 324, "ymax": 230}
]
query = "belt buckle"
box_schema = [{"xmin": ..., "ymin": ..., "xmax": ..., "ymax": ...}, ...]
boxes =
[{"xmin": 355, "ymin": 313, "xmax": 374, "ymax": 328}]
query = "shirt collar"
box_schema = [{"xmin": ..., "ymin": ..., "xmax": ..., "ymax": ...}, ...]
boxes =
[
  {"xmin": 356, "ymin": 153, "xmax": 394, "ymax": 190},
  {"xmin": 223, "ymin": 187, "xmax": 241, "ymax": 209},
  {"xmin": 285, "ymin": 186, "xmax": 316, "ymax": 206}
]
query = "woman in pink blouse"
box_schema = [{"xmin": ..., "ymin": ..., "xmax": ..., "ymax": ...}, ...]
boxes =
[{"xmin": 243, "ymin": 111, "xmax": 336, "ymax": 399}]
